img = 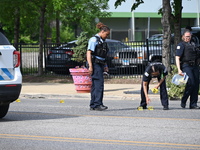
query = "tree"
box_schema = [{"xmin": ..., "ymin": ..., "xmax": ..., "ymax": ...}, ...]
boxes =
[
  {"xmin": 0, "ymin": 0, "xmax": 110, "ymax": 43},
  {"xmin": 60, "ymin": 0, "xmax": 110, "ymax": 37},
  {"xmin": 171, "ymin": 0, "xmax": 182, "ymax": 49},
  {"xmin": 115, "ymin": 0, "xmax": 144, "ymax": 12},
  {"xmin": 38, "ymin": 2, "xmax": 47, "ymax": 76},
  {"xmin": 0, "ymin": 0, "xmax": 24, "ymax": 47},
  {"xmin": 0, "ymin": 0, "xmax": 110, "ymax": 76},
  {"xmin": 161, "ymin": 0, "xmax": 172, "ymax": 71},
  {"xmin": 0, "ymin": 0, "xmax": 42, "ymax": 44}
]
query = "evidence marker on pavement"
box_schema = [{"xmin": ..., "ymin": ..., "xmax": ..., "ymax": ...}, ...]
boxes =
[
  {"xmin": 148, "ymin": 106, "xmax": 154, "ymax": 110},
  {"xmin": 59, "ymin": 100, "xmax": 65, "ymax": 103},
  {"xmin": 137, "ymin": 107, "xmax": 143, "ymax": 111},
  {"xmin": 137, "ymin": 106, "xmax": 154, "ymax": 111},
  {"xmin": 15, "ymin": 99, "xmax": 21, "ymax": 102},
  {"xmin": 151, "ymin": 88, "xmax": 159, "ymax": 94}
]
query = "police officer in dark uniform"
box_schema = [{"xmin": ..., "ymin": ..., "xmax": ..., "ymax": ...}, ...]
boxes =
[
  {"xmin": 175, "ymin": 30, "xmax": 200, "ymax": 109},
  {"xmin": 138, "ymin": 61, "xmax": 169, "ymax": 110},
  {"xmin": 87, "ymin": 22, "xmax": 110, "ymax": 111}
]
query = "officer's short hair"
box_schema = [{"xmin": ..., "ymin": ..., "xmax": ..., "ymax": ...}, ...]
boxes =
[
  {"xmin": 152, "ymin": 65, "xmax": 159, "ymax": 72},
  {"xmin": 149, "ymin": 61, "xmax": 162, "ymax": 73},
  {"xmin": 182, "ymin": 29, "xmax": 191, "ymax": 36}
]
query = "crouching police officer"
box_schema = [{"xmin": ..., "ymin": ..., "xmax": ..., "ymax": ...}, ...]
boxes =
[
  {"xmin": 138, "ymin": 61, "xmax": 169, "ymax": 110},
  {"xmin": 175, "ymin": 30, "xmax": 200, "ymax": 109},
  {"xmin": 87, "ymin": 22, "xmax": 110, "ymax": 111}
]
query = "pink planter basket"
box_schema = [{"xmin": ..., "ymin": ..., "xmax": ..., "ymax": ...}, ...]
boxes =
[{"xmin": 69, "ymin": 68, "xmax": 92, "ymax": 93}]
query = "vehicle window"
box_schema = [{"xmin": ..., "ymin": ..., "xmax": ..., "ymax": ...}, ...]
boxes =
[
  {"xmin": 0, "ymin": 32, "xmax": 10, "ymax": 45},
  {"xmin": 107, "ymin": 43, "xmax": 116, "ymax": 52},
  {"xmin": 149, "ymin": 35, "xmax": 163, "ymax": 41},
  {"xmin": 66, "ymin": 43, "xmax": 77, "ymax": 48},
  {"xmin": 114, "ymin": 42, "xmax": 129, "ymax": 49},
  {"xmin": 107, "ymin": 42, "xmax": 130, "ymax": 52}
]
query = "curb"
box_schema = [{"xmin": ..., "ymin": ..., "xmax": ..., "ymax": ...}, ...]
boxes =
[{"xmin": 19, "ymin": 93, "xmax": 159, "ymax": 101}]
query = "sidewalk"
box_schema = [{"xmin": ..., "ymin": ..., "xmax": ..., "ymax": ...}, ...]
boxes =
[{"xmin": 20, "ymin": 83, "xmax": 159, "ymax": 100}]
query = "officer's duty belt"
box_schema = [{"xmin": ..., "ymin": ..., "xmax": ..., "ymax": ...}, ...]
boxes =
[
  {"xmin": 92, "ymin": 57, "xmax": 106, "ymax": 65},
  {"xmin": 183, "ymin": 61, "xmax": 196, "ymax": 66}
]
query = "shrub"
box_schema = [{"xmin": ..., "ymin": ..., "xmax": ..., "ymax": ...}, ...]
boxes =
[
  {"xmin": 166, "ymin": 65, "xmax": 185, "ymax": 100},
  {"xmin": 72, "ymin": 32, "xmax": 89, "ymax": 65}
]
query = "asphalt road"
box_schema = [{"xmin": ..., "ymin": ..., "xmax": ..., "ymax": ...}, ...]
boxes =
[{"xmin": 0, "ymin": 97, "xmax": 200, "ymax": 150}]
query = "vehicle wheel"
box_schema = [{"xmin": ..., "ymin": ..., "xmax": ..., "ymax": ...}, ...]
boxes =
[{"xmin": 0, "ymin": 104, "xmax": 10, "ymax": 118}]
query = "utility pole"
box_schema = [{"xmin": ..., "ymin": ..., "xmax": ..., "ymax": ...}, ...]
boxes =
[{"xmin": 197, "ymin": 0, "xmax": 200, "ymax": 27}]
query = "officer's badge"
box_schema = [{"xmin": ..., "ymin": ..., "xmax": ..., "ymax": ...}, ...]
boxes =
[
  {"xmin": 177, "ymin": 46, "xmax": 180, "ymax": 49},
  {"xmin": 144, "ymin": 72, "xmax": 149, "ymax": 77}
]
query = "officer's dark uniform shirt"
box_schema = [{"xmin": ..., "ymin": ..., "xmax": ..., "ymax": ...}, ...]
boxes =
[
  {"xmin": 176, "ymin": 41, "xmax": 196, "ymax": 63},
  {"xmin": 143, "ymin": 63, "xmax": 168, "ymax": 82}
]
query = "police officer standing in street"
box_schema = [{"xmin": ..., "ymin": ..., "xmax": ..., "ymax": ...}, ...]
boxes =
[
  {"xmin": 138, "ymin": 61, "xmax": 169, "ymax": 110},
  {"xmin": 175, "ymin": 30, "xmax": 200, "ymax": 109},
  {"xmin": 86, "ymin": 22, "xmax": 110, "ymax": 111}
]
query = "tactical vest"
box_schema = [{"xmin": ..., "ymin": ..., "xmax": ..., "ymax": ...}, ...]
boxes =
[
  {"xmin": 92, "ymin": 36, "xmax": 109, "ymax": 58},
  {"xmin": 181, "ymin": 42, "xmax": 197, "ymax": 63}
]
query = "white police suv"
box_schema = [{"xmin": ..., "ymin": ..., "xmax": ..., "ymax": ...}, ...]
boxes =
[{"xmin": 0, "ymin": 31, "xmax": 22, "ymax": 118}]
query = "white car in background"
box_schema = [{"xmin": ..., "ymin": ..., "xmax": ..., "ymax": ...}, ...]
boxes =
[{"xmin": 0, "ymin": 31, "xmax": 22, "ymax": 118}]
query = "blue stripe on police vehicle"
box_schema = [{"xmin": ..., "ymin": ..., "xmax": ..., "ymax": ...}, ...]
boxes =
[{"xmin": 0, "ymin": 68, "xmax": 14, "ymax": 80}]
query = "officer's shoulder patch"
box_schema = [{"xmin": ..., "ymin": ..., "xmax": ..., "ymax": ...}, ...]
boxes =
[
  {"xmin": 144, "ymin": 72, "xmax": 149, "ymax": 77},
  {"xmin": 91, "ymin": 37, "xmax": 97, "ymax": 42},
  {"xmin": 177, "ymin": 46, "xmax": 180, "ymax": 49}
]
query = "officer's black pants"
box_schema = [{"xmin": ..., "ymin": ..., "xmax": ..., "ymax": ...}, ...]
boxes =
[
  {"xmin": 181, "ymin": 64, "xmax": 199, "ymax": 107},
  {"xmin": 90, "ymin": 63, "xmax": 104, "ymax": 108},
  {"xmin": 140, "ymin": 78, "xmax": 169, "ymax": 108}
]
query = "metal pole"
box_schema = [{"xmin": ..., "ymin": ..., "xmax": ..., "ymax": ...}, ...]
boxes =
[
  {"xmin": 197, "ymin": 0, "xmax": 200, "ymax": 27},
  {"xmin": 131, "ymin": 0, "xmax": 135, "ymax": 41},
  {"xmin": 147, "ymin": 17, "xmax": 150, "ymax": 39}
]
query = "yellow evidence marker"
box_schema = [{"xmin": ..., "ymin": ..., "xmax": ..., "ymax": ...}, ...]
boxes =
[
  {"xmin": 16, "ymin": 99, "xmax": 21, "ymax": 102},
  {"xmin": 148, "ymin": 106, "xmax": 154, "ymax": 110},
  {"xmin": 137, "ymin": 106, "xmax": 143, "ymax": 111},
  {"xmin": 151, "ymin": 88, "xmax": 158, "ymax": 94},
  {"xmin": 59, "ymin": 100, "xmax": 65, "ymax": 103}
]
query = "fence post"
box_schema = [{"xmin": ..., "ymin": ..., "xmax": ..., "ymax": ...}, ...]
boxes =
[
  {"xmin": 43, "ymin": 43, "xmax": 47, "ymax": 73},
  {"xmin": 146, "ymin": 39, "xmax": 150, "ymax": 62}
]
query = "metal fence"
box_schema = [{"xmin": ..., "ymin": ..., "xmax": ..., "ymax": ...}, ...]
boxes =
[{"xmin": 18, "ymin": 40, "xmax": 175, "ymax": 78}]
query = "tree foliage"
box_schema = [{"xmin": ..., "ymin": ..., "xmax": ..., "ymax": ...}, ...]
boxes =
[
  {"xmin": 72, "ymin": 32, "xmax": 89, "ymax": 64},
  {"xmin": 115, "ymin": 0, "xmax": 144, "ymax": 11},
  {"xmin": 0, "ymin": 0, "xmax": 110, "ymax": 43},
  {"xmin": 166, "ymin": 65, "xmax": 185, "ymax": 99},
  {"xmin": 0, "ymin": 0, "xmax": 110, "ymax": 75}
]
